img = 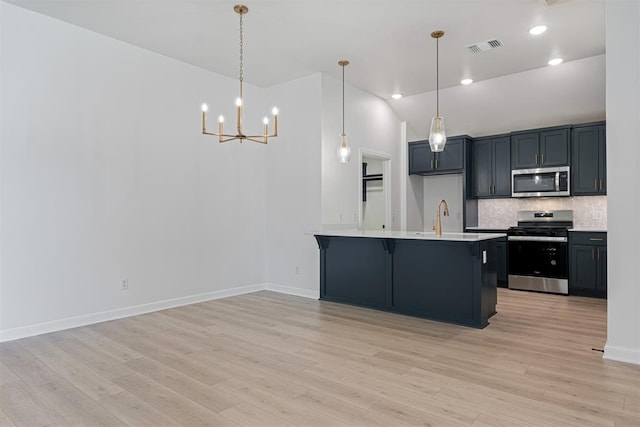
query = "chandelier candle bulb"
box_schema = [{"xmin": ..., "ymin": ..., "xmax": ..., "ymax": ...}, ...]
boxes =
[{"xmin": 272, "ymin": 108, "xmax": 278, "ymax": 136}]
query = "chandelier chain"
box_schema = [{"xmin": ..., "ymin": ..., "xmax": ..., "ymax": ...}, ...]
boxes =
[{"xmin": 239, "ymin": 10, "xmax": 244, "ymax": 82}]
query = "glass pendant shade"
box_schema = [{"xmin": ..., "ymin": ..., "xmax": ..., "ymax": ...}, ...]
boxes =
[
  {"xmin": 428, "ymin": 116, "xmax": 447, "ymax": 152},
  {"xmin": 337, "ymin": 133, "xmax": 351, "ymax": 163}
]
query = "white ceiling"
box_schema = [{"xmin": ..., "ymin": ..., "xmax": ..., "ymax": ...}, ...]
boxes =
[{"xmin": 6, "ymin": 0, "xmax": 605, "ymax": 100}]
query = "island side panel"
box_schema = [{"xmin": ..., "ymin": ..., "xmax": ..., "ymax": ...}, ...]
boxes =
[
  {"xmin": 392, "ymin": 239, "xmax": 481, "ymax": 327},
  {"xmin": 320, "ymin": 236, "xmax": 390, "ymax": 309}
]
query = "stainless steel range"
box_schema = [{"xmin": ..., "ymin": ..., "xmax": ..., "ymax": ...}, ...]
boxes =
[{"xmin": 508, "ymin": 210, "xmax": 573, "ymax": 295}]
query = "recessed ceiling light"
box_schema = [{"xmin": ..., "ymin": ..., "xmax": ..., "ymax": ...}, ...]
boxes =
[
  {"xmin": 391, "ymin": 93, "xmax": 403, "ymax": 100},
  {"xmin": 461, "ymin": 78, "xmax": 473, "ymax": 85},
  {"xmin": 529, "ymin": 25, "xmax": 548, "ymax": 35},
  {"xmin": 548, "ymin": 57, "xmax": 564, "ymax": 66}
]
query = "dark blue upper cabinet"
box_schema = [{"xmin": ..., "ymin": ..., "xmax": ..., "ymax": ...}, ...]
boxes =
[
  {"xmin": 571, "ymin": 123, "xmax": 606, "ymax": 195},
  {"xmin": 408, "ymin": 137, "xmax": 467, "ymax": 175},
  {"xmin": 408, "ymin": 142, "xmax": 432, "ymax": 174},
  {"xmin": 511, "ymin": 126, "xmax": 570, "ymax": 169},
  {"xmin": 511, "ymin": 132, "xmax": 540, "ymax": 169},
  {"xmin": 472, "ymin": 135, "xmax": 511, "ymax": 198}
]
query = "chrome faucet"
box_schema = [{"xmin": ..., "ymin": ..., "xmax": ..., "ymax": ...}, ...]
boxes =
[{"xmin": 433, "ymin": 199, "xmax": 450, "ymax": 236}]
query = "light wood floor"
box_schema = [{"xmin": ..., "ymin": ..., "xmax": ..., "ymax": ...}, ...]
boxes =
[{"xmin": 1, "ymin": 289, "xmax": 638, "ymax": 426}]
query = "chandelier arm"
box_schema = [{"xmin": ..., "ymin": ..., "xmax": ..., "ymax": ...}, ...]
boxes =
[{"xmin": 244, "ymin": 137, "xmax": 268, "ymax": 144}]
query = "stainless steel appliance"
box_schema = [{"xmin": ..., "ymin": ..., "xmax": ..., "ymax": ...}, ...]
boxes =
[
  {"xmin": 508, "ymin": 210, "xmax": 573, "ymax": 294},
  {"xmin": 512, "ymin": 166, "xmax": 570, "ymax": 197}
]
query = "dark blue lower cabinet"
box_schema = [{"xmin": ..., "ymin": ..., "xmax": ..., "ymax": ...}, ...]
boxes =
[
  {"xmin": 315, "ymin": 235, "xmax": 499, "ymax": 328},
  {"xmin": 320, "ymin": 236, "xmax": 391, "ymax": 309}
]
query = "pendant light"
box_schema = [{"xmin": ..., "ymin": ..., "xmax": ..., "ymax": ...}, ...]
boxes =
[
  {"xmin": 428, "ymin": 30, "xmax": 447, "ymax": 152},
  {"xmin": 200, "ymin": 5, "xmax": 278, "ymax": 144},
  {"xmin": 337, "ymin": 60, "xmax": 352, "ymax": 163}
]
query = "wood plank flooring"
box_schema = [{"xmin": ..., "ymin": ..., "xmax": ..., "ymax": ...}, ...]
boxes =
[{"xmin": 1, "ymin": 289, "xmax": 639, "ymax": 426}]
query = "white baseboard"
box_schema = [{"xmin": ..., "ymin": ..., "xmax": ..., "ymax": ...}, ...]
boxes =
[
  {"xmin": 265, "ymin": 283, "xmax": 319, "ymax": 299},
  {"xmin": 603, "ymin": 343, "xmax": 640, "ymax": 365},
  {"xmin": 0, "ymin": 283, "xmax": 265, "ymax": 343}
]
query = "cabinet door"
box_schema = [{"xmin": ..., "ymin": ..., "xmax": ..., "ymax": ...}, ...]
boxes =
[
  {"xmin": 408, "ymin": 142, "xmax": 433, "ymax": 174},
  {"xmin": 571, "ymin": 126, "xmax": 601, "ymax": 195},
  {"xmin": 539, "ymin": 128, "xmax": 570, "ymax": 167},
  {"xmin": 436, "ymin": 138, "xmax": 464, "ymax": 171},
  {"xmin": 511, "ymin": 132, "xmax": 540, "ymax": 169},
  {"xmin": 473, "ymin": 139, "xmax": 493, "ymax": 197},
  {"xmin": 570, "ymin": 245, "xmax": 598, "ymax": 290},
  {"xmin": 597, "ymin": 246, "xmax": 607, "ymax": 292},
  {"xmin": 493, "ymin": 137, "xmax": 512, "ymax": 196},
  {"xmin": 598, "ymin": 125, "xmax": 606, "ymax": 194}
]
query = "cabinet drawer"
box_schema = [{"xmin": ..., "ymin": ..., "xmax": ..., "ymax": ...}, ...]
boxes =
[{"xmin": 570, "ymin": 232, "xmax": 607, "ymax": 246}]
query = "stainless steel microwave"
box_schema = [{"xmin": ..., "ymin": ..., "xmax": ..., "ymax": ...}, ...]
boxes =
[{"xmin": 512, "ymin": 166, "xmax": 570, "ymax": 197}]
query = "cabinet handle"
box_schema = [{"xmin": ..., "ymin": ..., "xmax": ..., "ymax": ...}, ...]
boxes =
[
  {"xmin": 595, "ymin": 179, "xmax": 598, "ymax": 190},
  {"xmin": 590, "ymin": 238, "xmax": 604, "ymax": 241},
  {"xmin": 492, "ymin": 185, "xmax": 495, "ymax": 194},
  {"xmin": 489, "ymin": 185, "xmax": 492, "ymax": 194},
  {"xmin": 592, "ymin": 248, "xmax": 595, "ymax": 260},
  {"xmin": 597, "ymin": 248, "xmax": 600, "ymax": 261},
  {"xmin": 541, "ymin": 153, "xmax": 544, "ymax": 165},
  {"xmin": 535, "ymin": 154, "xmax": 539, "ymax": 165},
  {"xmin": 435, "ymin": 159, "xmax": 439, "ymax": 169},
  {"xmin": 599, "ymin": 179, "xmax": 603, "ymax": 191},
  {"xmin": 431, "ymin": 159, "xmax": 434, "ymax": 169}
]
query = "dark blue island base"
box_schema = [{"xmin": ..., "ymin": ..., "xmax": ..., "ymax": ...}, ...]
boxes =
[{"xmin": 315, "ymin": 233, "xmax": 504, "ymax": 328}]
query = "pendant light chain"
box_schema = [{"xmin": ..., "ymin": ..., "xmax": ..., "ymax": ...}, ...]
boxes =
[
  {"xmin": 342, "ymin": 63, "xmax": 345, "ymax": 135},
  {"xmin": 436, "ymin": 35, "xmax": 439, "ymax": 117},
  {"xmin": 239, "ymin": 11, "xmax": 244, "ymax": 83}
]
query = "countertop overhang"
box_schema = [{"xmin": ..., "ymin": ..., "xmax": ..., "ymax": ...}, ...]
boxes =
[{"xmin": 313, "ymin": 229, "xmax": 506, "ymax": 242}]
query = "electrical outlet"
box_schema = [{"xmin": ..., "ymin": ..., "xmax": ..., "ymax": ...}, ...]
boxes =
[{"xmin": 120, "ymin": 279, "xmax": 129, "ymax": 290}]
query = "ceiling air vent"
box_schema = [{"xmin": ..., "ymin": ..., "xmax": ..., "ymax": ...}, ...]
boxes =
[{"xmin": 466, "ymin": 38, "xmax": 503, "ymax": 54}]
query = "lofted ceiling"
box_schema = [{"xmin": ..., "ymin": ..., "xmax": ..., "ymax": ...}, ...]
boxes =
[{"xmin": 5, "ymin": 0, "xmax": 605, "ymax": 102}]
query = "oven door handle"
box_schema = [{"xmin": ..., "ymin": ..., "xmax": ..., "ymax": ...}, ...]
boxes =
[{"xmin": 508, "ymin": 236, "xmax": 568, "ymax": 243}]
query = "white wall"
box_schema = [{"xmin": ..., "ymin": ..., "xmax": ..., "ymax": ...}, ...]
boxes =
[
  {"xmin": 423, "ymin": 174, "xmax": 463, "ymax": 233},
  {"xmin": 604, "ymin": 0, "xmax": 640, "ymax": 365},
  {"xmin": 0, "ymin": 3, "xmax": 268, "ymax": 338},
  {"xmin": 264, "ymin": 74, "xmax": 322, "ymax": 297},
  {"xmin": 320, "ymin": 73, "xmax": 401, "ymax": 229}
]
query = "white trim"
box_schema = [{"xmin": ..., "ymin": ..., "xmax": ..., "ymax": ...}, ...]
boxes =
[
  {"xmin": 265, "ymin": 283, "xmax": 319, "ymax": 299},
  {"xmin": 0, "ymin": 283, "xmax": 319, "ymax": 343},
  {"xmin": 603, "ymin": 343, "xmax": 640, "ymax": 365},
  {"xmin": 399, "ymin": 122, "xmax": 408, "ymax": 231},
  {"xmin": 0, "ymin": 283, "xmax": 265, "ymax": 343}
]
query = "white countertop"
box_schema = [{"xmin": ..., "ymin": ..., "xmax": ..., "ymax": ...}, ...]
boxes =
[
  {"xmin": 569, "ymin": 228, "xmax": 607, "ymax": 232},
  {"xmin": 313, "ymin": 229, "xmax": 506, "ymax": 242}
]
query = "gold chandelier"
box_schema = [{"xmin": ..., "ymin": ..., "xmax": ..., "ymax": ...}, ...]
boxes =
[{"xmin": 201, "ymin": 5, "xmax": 278, "ymax": 144}]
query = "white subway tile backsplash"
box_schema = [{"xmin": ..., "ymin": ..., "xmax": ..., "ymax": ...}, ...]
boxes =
[{"xmin": 477, "ymin": 196, "xmax": 607, "ymax": 230}]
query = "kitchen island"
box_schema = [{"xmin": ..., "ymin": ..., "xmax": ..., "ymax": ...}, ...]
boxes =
[{"xmin": 314, "ymin": 230, "xmax": 506, "ymax": 328}]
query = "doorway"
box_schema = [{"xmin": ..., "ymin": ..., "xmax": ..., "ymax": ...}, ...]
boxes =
[{"xmin": 359, "ymin": 150, "xmax": 391, "ymax": 230}]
